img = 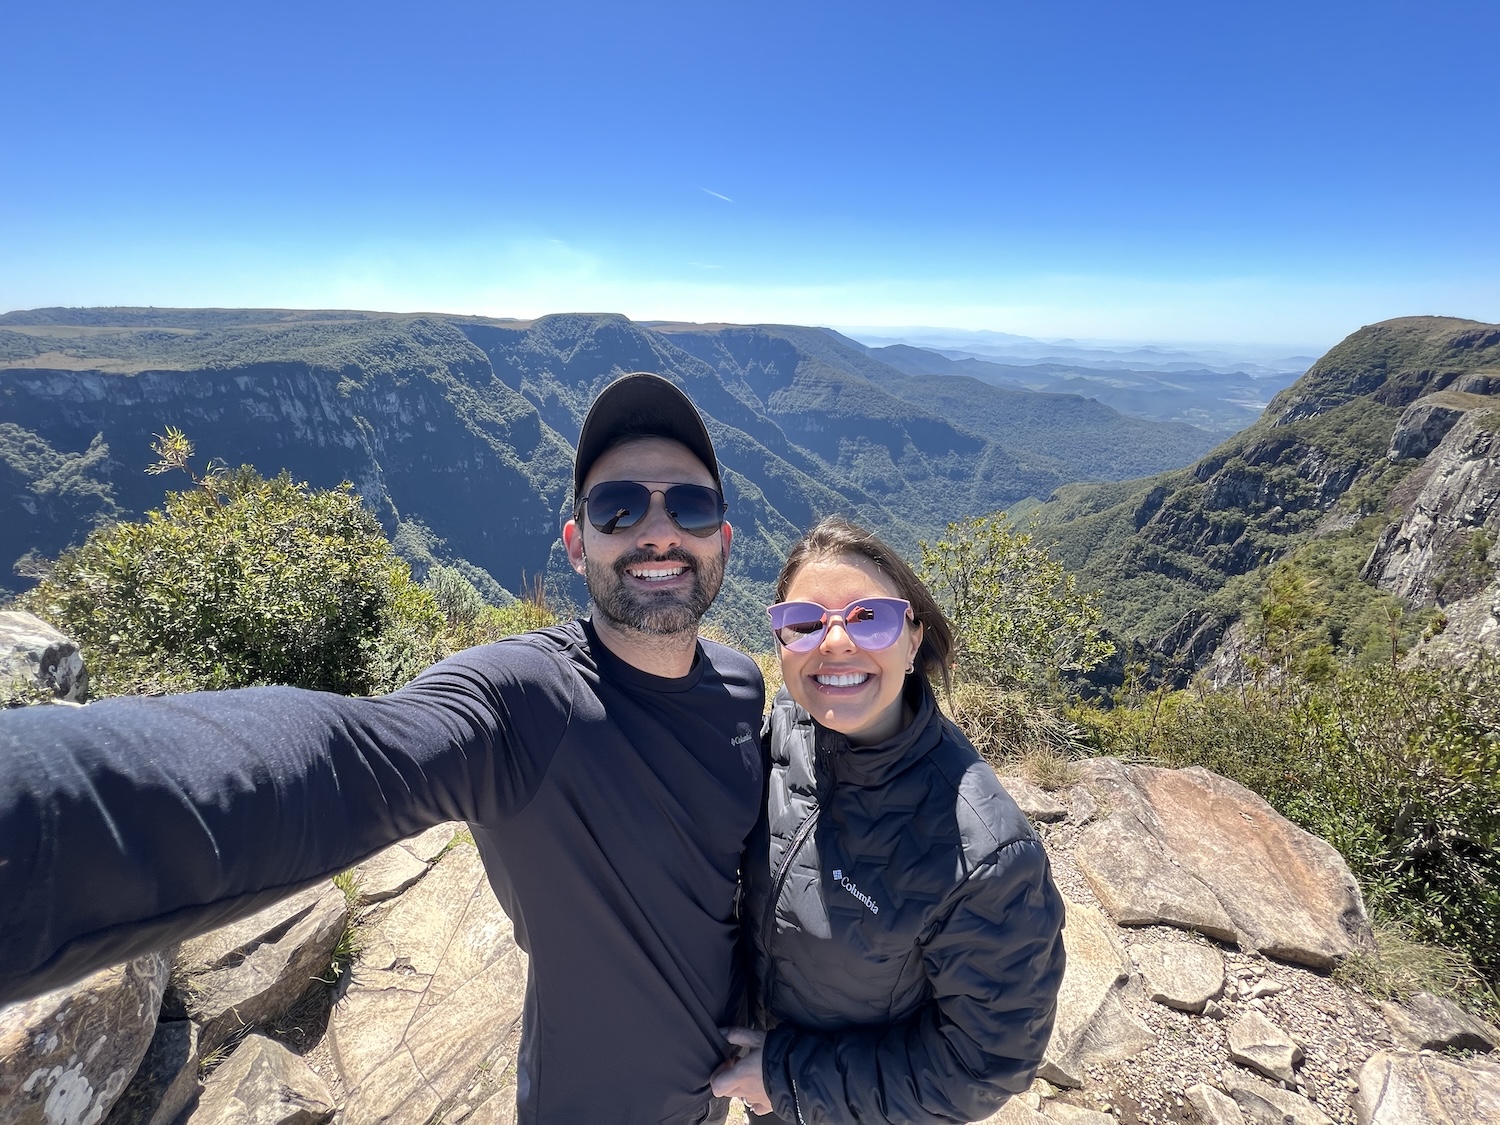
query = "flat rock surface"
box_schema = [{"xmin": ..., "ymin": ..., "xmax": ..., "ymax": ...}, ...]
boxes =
[
  {"xmin": 1073, "ymin": 759, "xmax": 1374, "ymax": 969},
  {"xmin": 329, "ymin": 839, "xmax": 527, "ymax": 1124},
  {"xmin": 1133, "ymin": 939, "xmax": 1224, "ymax": 1013},
  {"xmin": 353, "ymin": 843, "xmax": 430, "ymax": 904},
  {"xmin": 0, "ymin": 952, "xmax": 169, "ymax": 1125},
  {"xmin": 1036, "ymin": 898, "xmax": 1155, "ymax": 1088},
  {"xmin": 1354, "ymin": 1050, "xmax": 1500, "ymax": 1125}
]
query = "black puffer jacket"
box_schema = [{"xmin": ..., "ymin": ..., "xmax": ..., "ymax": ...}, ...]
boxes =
[{"xmin": 744, "ymin": 681, "xmax": 1066, "ymax": 1124}]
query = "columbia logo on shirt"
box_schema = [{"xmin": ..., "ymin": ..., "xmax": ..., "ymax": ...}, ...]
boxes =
[{"xmin": 831, "ymin": 869, "xmax": 879, "ymax": 915}]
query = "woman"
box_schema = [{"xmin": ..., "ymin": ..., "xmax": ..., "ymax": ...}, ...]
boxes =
[{"xmin": 713, "ymin": 517, "xmax": 1067, "ymax": 1123}]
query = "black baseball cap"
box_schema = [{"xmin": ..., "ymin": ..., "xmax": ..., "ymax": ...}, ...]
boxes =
[{"xmin": 573, "ymin": 372, "xmax": 723, "ymax": 501}]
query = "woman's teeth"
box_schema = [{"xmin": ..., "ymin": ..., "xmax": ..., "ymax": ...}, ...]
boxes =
[{"xmin": 815, "ymin": 672, "xmax": 870, "ymax": 687}]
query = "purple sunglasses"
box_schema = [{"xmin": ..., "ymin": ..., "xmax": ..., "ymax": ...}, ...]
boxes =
[{"xmin": 767, "ymin": 597, "xmax": 913, "ymax": 653}]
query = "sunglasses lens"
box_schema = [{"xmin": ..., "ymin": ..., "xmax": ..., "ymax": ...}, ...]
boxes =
[
  {"xmin": 767, "ymin": 598, "xmax": 911, "ymax": 652},
  {"xmin": 585, "ymin": 482, "xmax": 651, "ymax": 533},
  {"xmin": 661, "ymin": 484, "xmax": 726, "ymax": 535},
  {"xmin": 839, "ymin": 601, "xmax": 906, "ymax": 650},
  {"xmin": 769, "ymin": 604, "xmax": 830, "ymax": 652},
  {"xmin": 584, "ymin": 482, "xmax": 725, "ymax": 536}
]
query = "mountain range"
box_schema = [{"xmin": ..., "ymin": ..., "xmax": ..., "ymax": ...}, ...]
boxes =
[
  {"xmin": 0, "ymin": 308, "xmax": 1220, "ymax": 643},
  {"xmin": 6, "ymin": 308, "xmax": 1493, "ymax": 677}
]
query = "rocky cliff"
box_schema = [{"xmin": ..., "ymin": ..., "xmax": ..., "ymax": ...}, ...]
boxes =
[{"xmin": 1028, "ymin": 317, "xmax": 1500, "ymax": 679}]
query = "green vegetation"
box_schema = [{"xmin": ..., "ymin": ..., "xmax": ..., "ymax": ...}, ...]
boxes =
[
  {"xmin": 20, "ymin": 431, "xmax": 447, "ymax": 696},
  {"xmin": 919, "ymin": 512, "xmax": 1114, "ymax": 689}
]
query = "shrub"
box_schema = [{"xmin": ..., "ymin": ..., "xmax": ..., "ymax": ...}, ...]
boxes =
[
  {"xmin": 21, "ymin": 439, "xmax": 444, "ymax": 696},
  {"xmin": 919, "ymin": 512, "xmax": 1113, "ymax": 690}
]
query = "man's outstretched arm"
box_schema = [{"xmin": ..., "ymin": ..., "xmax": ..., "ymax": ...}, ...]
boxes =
[{"xmin": 0, "ymin": 641, "xmax": 569, "ymax": 1005}]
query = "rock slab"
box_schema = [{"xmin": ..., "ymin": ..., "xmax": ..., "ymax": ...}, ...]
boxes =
[
  {"xmin": 1354, "ymin": 1050, "xmax": 1500, "ymax": 1125},
  {"xmin": 330, "ymin": 840, "xmax": 527, "ymax": 1124},
  {"xmin": 0, "ymin": 952, "xmax": 169, "ymax": 1125},
  {"xmin": 190, "ymin": 1034, "xmax": 334, "ymax": 1125}
]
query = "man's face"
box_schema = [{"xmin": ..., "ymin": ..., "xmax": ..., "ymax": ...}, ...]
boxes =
[{"xmin": 563, "ymin": 437, "xmax": 731, "ymax": 637}]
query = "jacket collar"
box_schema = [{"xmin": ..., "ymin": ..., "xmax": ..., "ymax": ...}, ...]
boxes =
[{"xmin": 771, "ymin": 677, "xmax": 944, "ymax": 789}]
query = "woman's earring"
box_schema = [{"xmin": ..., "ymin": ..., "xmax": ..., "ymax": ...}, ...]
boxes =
[{"xmin": 905, "ymin": 659, "xmax": 915, "ymax": 674}]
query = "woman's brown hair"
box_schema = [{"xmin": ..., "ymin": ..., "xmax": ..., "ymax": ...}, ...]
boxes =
[{"xmin": 775, "ymin": 516, "xmax": 954, "ymax": 695}]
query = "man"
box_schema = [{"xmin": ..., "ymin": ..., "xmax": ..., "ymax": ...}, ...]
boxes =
[{"xmin": 0, "ymin": 372, "xmax": 766, "ymax": 1125}]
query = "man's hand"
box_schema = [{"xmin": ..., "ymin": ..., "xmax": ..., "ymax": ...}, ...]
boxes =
[{"xmin": 711, "ymin": 1026, "xmax": 771, "ymax": 1116}]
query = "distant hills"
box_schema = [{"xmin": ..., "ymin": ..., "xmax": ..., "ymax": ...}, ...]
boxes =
[
  {"xmin": 0, "ymin": 308, "xmax": 1222, "ymax": 643},
  {"xmin": 1022, "ymin": 315, "xmax": 1500, "ymax": 679},
  {"xmin": 2, "ymin": 308, "xmax": 1494, "ymax": 674},
  {"xmin": 848, "ymin": 334, "xmax": 1309, "ymax": 434}
]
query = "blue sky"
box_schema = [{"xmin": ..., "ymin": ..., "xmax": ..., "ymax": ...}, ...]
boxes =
[{"xmin": 3, "ymin": 0, "xmax": 1496, "ymax": 348}]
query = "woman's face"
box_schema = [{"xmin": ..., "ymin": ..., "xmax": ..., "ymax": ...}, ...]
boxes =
[{"xmin": 777, "ymin": 552, "xmax": 924, "ymax": 746}]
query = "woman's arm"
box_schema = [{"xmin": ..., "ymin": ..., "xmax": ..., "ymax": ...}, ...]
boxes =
[{"xmin": 760, "ymin": 836, "xmax": 1067, "ymax": 1124}]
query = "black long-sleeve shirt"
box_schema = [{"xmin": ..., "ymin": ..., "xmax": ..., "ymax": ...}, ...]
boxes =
[{"xmin": 0, "ymin": 619, "xmax": 766, "ymax": 1125}]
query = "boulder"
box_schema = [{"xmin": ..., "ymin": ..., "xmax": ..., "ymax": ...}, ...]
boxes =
[
  {"xmin": 1185, "ymin": 1083, "xmax": 1248, "ymax": 1125},
  {"xmin": 0, "ymin": 952, "xmax": 169, "ymax": 1125},
  {"xmin": 173, "ymin": 884, "xmax": 348, "ymax": 1054},
  {"xmin": 329, "ymin": 840, "xmax": 527, "ymax": 1123},
  {"xmin": 1354, "ymin": 1049, "xmax": 1500, "ymax": 1125},
  {"xmin": 1035, "ymin": 898, "xmax": 1154, "ymax": 1088},
  {"xmin": 1227, "ymin": 1008, "xmax": 1304, "ymax": 1083},
  {"xmin": 1379, "ymin": 990, "xmax": 1500, "ymax": 1052},
  {"xmin": 189, "ymin": 1034, "xmax": 334, "ymax": 1125},
  {"xmin": 1074, "ymin": 759, "xmax": 1374, "ymax": 969},
  {"xmin": 998, "ymin": 777, "xmax": 1068, "ymax": 823},
  {"xmin": 1075, "ymin": 815, "xmax": 1238, "ymax": 942},
  {"xmin": 0, "ymin": 610, "xmax": 87, "ymax": 703},
  {"xmin": 101, "ymin": 1019, "xmax": 200, "ymax": 1125},
  {"xmin": 1226, "ymin": 1074, "xmax": 1334, "ymax": 1125},
  {"xmin": 1133, "ymin": 939, "xmax": 1224, "ymax": 1013}
]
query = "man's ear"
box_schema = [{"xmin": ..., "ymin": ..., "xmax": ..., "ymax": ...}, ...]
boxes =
[
  {"xmin": 562, "ymin": 518, "xmax": 588, "ymax": 576},
  {"xmin": 721, "ymin": 520, "xmax": 734, "ymax": 558}
]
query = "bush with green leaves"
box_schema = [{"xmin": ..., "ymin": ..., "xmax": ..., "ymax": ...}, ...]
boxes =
[
  {"xmin": 1071, "ymin": 656, "xmax": 1500, "ymax": 991},
  {"xmin": 919, "ymin": 512, "xmax": 1113, "ymax": 689},
  {"xmin": 22, "ymin": 455, "xmax": 445, "ymax": 697}
]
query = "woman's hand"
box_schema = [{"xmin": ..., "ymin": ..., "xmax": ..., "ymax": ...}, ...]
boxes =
[{"xmin": 711, "ymin": 1026, "xmax": 771, "ymax": 1116}]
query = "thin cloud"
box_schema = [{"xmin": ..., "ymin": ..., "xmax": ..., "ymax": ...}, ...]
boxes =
[{"xmin": 699, "ymin": 187, "xmax": 733, "ymax": 203}]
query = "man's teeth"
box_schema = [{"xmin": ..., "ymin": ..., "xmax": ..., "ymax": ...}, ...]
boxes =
[
  {"xmin": 815, "ymin": 672, "xmax": 870, "ymax": 687},
  {"xmin": 631, "ymin": 565, "xmax": 686, "ymax": 580}
]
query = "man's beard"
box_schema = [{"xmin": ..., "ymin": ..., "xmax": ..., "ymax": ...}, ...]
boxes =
[{"xmin": 586, "ymin": 545, "xmax": 725, "ymax": 637}]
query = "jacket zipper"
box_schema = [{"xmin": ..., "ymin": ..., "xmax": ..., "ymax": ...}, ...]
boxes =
[{"xmin": 759, "ymin": 727, "xmax": 830, "ymax": 1015}]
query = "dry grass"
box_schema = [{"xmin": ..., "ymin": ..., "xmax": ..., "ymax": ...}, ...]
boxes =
[
  {"xmin": 1334, "ymin": 916, "xmax": 1499, "ymax": 1022},
  {"xmin": 943, "ymin": 682, "xmax": 1087, "ymax": 788}
]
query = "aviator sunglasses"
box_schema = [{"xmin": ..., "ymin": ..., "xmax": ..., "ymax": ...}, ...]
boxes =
[
  {"xmin": 578, "ymin": 480, "xmax": 727, "ymax": 537},
  {"xmin": 767, "ymin": 597, "xmax": 914, "ymax": 653}
]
